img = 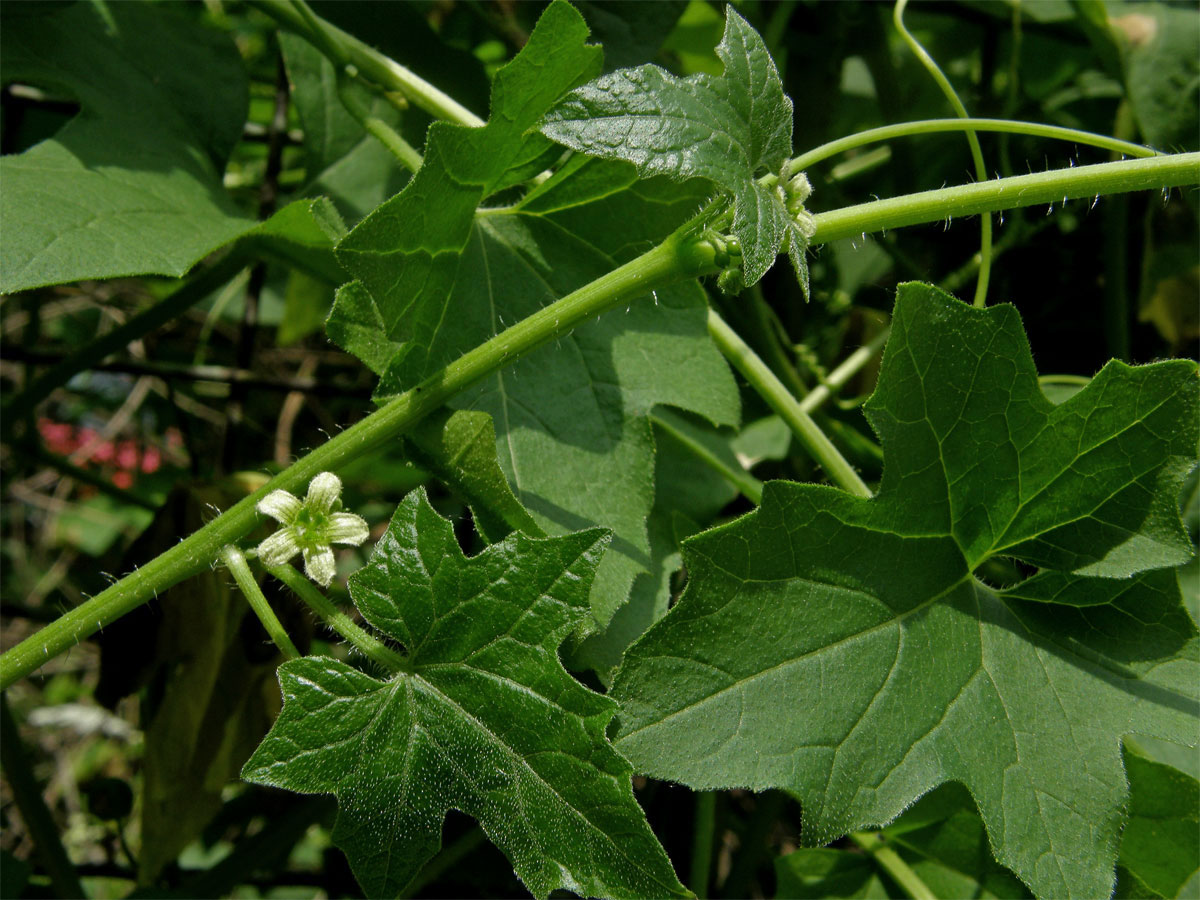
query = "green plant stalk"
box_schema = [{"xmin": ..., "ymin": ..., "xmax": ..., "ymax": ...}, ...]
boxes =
[
  {"xmin": 3, "ymin": 155, "xmax": 1193, "ymax": 688},
  {"xmin": 811, "ymin": 153, "xmax": 1200, "ymax": 244},
  {"xmin": 1040, "ymin": 373, "xmax": 1092, "ymax": 387},
  {"xmin": 707, "ymin": 309, "xmax": 872, "ymax": 499},
  {"xmin": 849, "ymin": 831, "xmax": 936, "ymax": 900},
  {"xmin": 799, "ymin": 328, "xmax": 890, "ymax": 416},
  {"xmin": 720, "ymin": 791, "xmax": 785, "ymax": 899},
  {"xmin": 289, "ymin": 0, "xmax": 346, "ymax": 64},
  {"xmin": 787, "ymin": 117, "xmax": 1157, "ymax": 174},
  {"xmin": 249, "ymin": 0, "xmax": 484, "ymax": 127},
  {"xmin": 689, "ymin": 791, "xmax": 716, "ymax": 899},
  {"xmin": 746, "ymin": 284, "xmax": 809, "ymax": 399},
  {"xmin": 893, "ymin": 0, "xmax": 992, "ymax": 307},
  {"xmin": 0, "ymin": 229, "xmax": 717, "ymax": 690},
  {"xmin": 650, "ymin": 413, "xmax": 763, "ymax": 505},
  {"xmin": 336, "ymin": 69, "xmax": 423, "ymax": 174},
  {"xmin": 1102, "ymin": 102, "xmax": 1140, "ymax": 361},
  {"xmin": 0, "ymin": 694, "xmax": 86, "ymax": 899},
  {"xmin": 222, "ymin": 545, "xmax": 300, "ymax": 660},
  {"xmin": 266, "ymin": 563, "xmax": 407, "ymax": 673}
]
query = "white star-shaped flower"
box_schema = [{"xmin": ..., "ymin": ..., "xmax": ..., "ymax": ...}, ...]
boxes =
[{"xmin": 255, "ymin": 472, "xmax": 369, "ymax": 587}]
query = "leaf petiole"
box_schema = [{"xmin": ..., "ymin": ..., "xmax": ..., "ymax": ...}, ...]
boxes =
[
  {"xmin": 688, "ymin": 791, "xmax": 716, "ymax": 898},
  {"xmin": 265, "ymin": 563, "xmax": 409, "ymax": 673},
  {"xmin": 250, "ymin": 0, "xmax": 483, "ymax": 127},
  {"xmin": 335, "ymin": 67, "xmax": 423, "ymax": 174},
  {"xmin": 798, "ymin": 328, "xmax": 890, "ymax": 416},
  {"xmin": 849, "ymin": 831, "xmax": 936, "ymax": 900},
  {"xmin": 650, "ymin": 412, "xmax": 764, "ymax": 506},
  {"xmin": 893, "ymin": 0, "xmax": 992, "ymax": 307},
  {"xmin": 707, "ymin": 308, "xmax": 872, "ymax": 499},
  {"xmin": 221, "ymin": 545, "xmax": 301, "ymax": 661}
]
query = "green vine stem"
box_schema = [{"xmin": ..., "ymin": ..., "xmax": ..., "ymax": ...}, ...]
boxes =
[
  {"xmin": 0, "ymin": 228, "xmax": 717, "ymax": 690},
  {"xmin": 893, "ymin": 0, "xmax": 992, "ymax": 307},
  {"xmin": 249, "ymin": 0, "xmax": 484, "ymax": 128},
  {"xmin": 688, "ymin": 790, "xmax": 716, "ymax": 899},
  {"xmin": 400, "ymin": 828, "xmax": 488, "ymax": 898},
  {"xmin": 849, "ymin": 831, "xmax": 936, "ymax": 900},
  {"xmin": 3, "ymin": 154, "xmax": 1195, "ymax": 688},
  {"xmin": 650, "ymin": 412, "xmax": 764, "ymax": 505},
  {"xmin": 787, "ymin": 117, "xmax": 1157, "ymax": 174},
  {"xmin": 811, "ymin": 153, "xmax": 1199, "ymax": 244},
  {"xmin": 266, "ymin": 563, "xmax": 408, "ymax": 673},
  {"xmin": 707, "ymin": 308, "xmax": 872, "ymax": 499},
  {"xmin": 336, "ymin": 69, "xmax": 423, "ymax": 174},
  {"xmin": 222, "ymin": 545, "xmax": 300, "ymax": 660}
]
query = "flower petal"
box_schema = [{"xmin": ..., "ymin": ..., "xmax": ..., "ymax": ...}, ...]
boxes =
[
  {"xmin": 302, "ymin": 544, "xmax": 337, "ymax": 587},
  {"xmin": 257, "ymin": 529, "xmax": 301, "ymax": 567},
  {"xmin": 326, "ymin": 512, "xmax": 369, "ymax": 547},
  {"xmin": 305, "ymin": 472, "xmax": 342, "ymax": 514},
  {"xmin": 257, "ymin": 490, "xmax": 302, "ymax": 524}
]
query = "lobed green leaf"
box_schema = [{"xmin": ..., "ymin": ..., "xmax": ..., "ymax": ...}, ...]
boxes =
[
  {"xmin": 612, "ymin": 283, "xmax": 1200, "ymax": 900},
  {"xmin": 242, "ymin": 489, "xmax": 686, "ymax": 899},
  {"xmin": 541, "ymin": 6, "xmax": 804, "ymax": 287}
]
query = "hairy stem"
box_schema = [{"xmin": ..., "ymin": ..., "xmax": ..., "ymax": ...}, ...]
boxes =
[
  {"xmin": 811, "ymin": 153, "xmax": 1200, "ymax": 244},
  {"xmin": 223, "ymin": 546, "xmax": 300, "ymax": 660},
  {"xmin": 266, "ymin": 564, "xmax": 407, "ymax": 673},
  {"xmin": 799, "ymin": 328, "xmax": 890, "ymax": 416},
  {"xmin": 893, "ymin": 0, "xmax": 992, "ymax": 306},
  {"xmin": 849, "ymin": 831, "xmax": 936, "ymax": 900},
  {"xmin": 0, "ymin": 229, "xmax": 717, "ymax": 689},
  {"xmin": 689, "ymin": 791, "xmax": 717, "ymax": 899},
  {"xmin": 400, "ymin": 828, "xmax": 488, "ymax": 898},
  {"xmin": 336, "ymin": 68, "xmax": 423, "ymax": 174},
  {"xmin": 707, "ymin": 309, "xmax": 872, "ymax": 499},
  {"xmin": 4, "ymin": 153, "xmax": 1193, "ymax": 688},
  {"xmin": 650, "ymin": 413, "xmax": 763, "ymax": 505},
  {"xmin": 250, "ymin": 0, "xmax": 484, "ymax": 127}
]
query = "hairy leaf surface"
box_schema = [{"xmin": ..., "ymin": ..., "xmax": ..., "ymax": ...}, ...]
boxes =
[
  {"xmin": 327, "ymin": 4, "xmax": 738, "ymax": 635},
  {"xmin": 242, "ymin": 490, "xmax": 685, "ymax": 899},
  {"xmin": 612, "ymin": 283, "xmax": 1199, "ymax": 900},
  {"xmin": 541, "ymin": 6, "xmax": 802, "ymax": 286},
  {"xmin": 0, "ymin": 2, "xmax": 253, "ymax": 292}
]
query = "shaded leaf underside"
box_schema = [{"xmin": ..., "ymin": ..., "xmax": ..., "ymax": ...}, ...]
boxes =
[
  {"xmin": 0, "ymin": 2, "xmax": 253, "ymax": 292},
  {"xmin": 327, "ymin": 0, "xmax": 738, "ymax": 638}
]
